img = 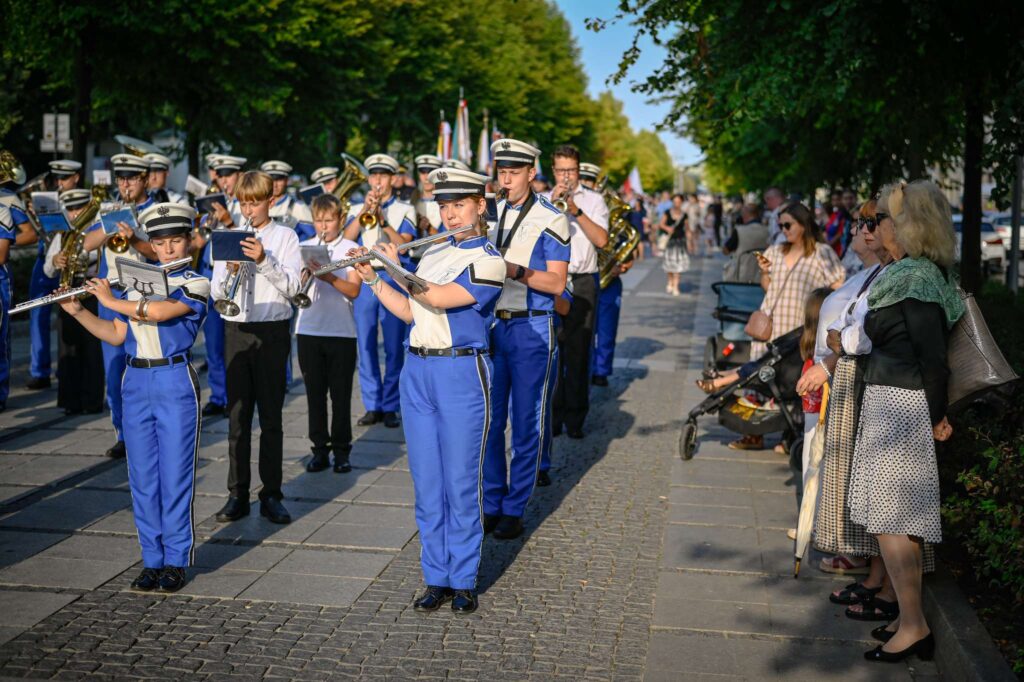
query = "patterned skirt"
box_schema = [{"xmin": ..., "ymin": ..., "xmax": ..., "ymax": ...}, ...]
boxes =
[
  {"xmin": 848, "ymin": 384, "xmax": 943, "ymax": 544},
  {"xmin": 814, "ymin": 357, "xmax": 880, "ymax": 557},
  {"xmin": 662, "ymin": 243, "xmax": 690, "ymax": 273}
]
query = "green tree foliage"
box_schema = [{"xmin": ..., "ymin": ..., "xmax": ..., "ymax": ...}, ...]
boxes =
[
  {"xmin": 590, "ymin": 92, "xmax": 673, "ymax": 191},
  {"xmin": 597, "ymin": 0, "xmax": 1024, "ymax": 290}
]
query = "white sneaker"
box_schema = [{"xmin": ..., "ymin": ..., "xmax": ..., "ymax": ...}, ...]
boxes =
[
  {"xmin": 786, "ymin": 528, "xmax": 797, "ymax": 540},
  {"xmin": 671, "ymin": 288, "xmax": 680, "ymax": 297}
]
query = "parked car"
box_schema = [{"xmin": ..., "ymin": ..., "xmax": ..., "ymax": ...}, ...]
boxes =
[
  {"xmin": 993, "ymin": 220, "xmax": 1024, "ymax": 260},
  {"xmin": 952, "ymin": 216, "xmax": 1003, "ymax": 272}
]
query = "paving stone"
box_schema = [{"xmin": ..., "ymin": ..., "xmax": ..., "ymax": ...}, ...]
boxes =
[
  {"xmin": 303, "ymin": 524, "xmax": 416, "ymax": 552},
  {"xmin": 239, "ymin": 573, "xmax": 371, "ymax": 607},
  {"xmin": 0, "ymin": 488, "xmax": 131, "ymax": 531},
  {"xmin": 0, "ymin": 590, "xmax": 79, "ymax": 627},
  {"xmin": 0, "ymin": 555, "xmax": 132, "ymax": 590}
]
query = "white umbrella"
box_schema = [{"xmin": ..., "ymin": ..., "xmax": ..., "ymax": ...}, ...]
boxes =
[{"xmin": 794, "ymin": 385, "xmax": 828, "ymax": 578}]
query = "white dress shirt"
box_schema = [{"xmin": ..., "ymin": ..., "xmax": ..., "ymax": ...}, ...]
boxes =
[
  {"xmin": 813, "ymin": 265, "xmax": 876, "ymax": 362},
  {"xmin": 826, "ymin": 263, "xmax": 888, "ymax": 357},
  {"xmin": 295, "ymin": 234, "xmax": 358, "ymax": 337},
  {"xmin": 211, "ymin": 219, "xmax": 302, "ymax": 322},
  {"xmin": 543, "ymin": 185, "xmax": 608, "ymax": 274}
]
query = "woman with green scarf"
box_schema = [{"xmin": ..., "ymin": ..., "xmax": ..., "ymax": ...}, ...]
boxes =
[{"xmin": 847, "ymin": 180, "xmax": 964, "ymax": 663}]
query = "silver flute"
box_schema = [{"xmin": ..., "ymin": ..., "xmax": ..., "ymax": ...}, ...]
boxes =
[
  {"xmin": 212, "ymin": 218, "xmax": 254, "ymax": 317},
  {"xmin": 9, "ymin": 257, "xmax": 193, "ymax": 315},
  {"xmin": 306, "ymin": 225, "xmax": 475, "ymax": 286}
]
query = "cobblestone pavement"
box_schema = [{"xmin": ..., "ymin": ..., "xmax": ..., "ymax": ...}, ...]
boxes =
[{"xmin": 0, "ymin": 255, "xmax": 940, "ymax": 680}]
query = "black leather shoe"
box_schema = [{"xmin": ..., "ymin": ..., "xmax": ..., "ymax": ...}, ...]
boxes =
[
  {"xmin": 451, "ymin": 589, "xmax": 478, "ymax": 614},
  {"xmin": 492, "ymin": 515, "xmax": 524, "ymax": 540},
  {"xmin": 413, "ymin": 586, "xmax": 452, "ymax": 612},
  {"xmin": 25, "ymin": 376, "xmax": 51, "ymax": 390},
  {"xmin": 567, "ymin": 428, "xmax": 584, "ymax": 439},
  {"xmin": 357, "ymin": 410, "xmax": 383, "ymax": 426},
  {"xmin": 260, "ymin": 498, "xmax": 292, "ymax": 524},
  {"xmin": 871, "ymin": 624, "xmax": 896, "ymax": 643},
  {"xmin": 130, "ymin": 568, "xmax": 160, "ymax": 591},
  {"xmin": 106, "ymin": 441, "xmax": 126, "ymax": 458},
  {"xmin": 864, "ymin": 633, "xmax": 934, "ymax": 662},
  {"xmin": 333, "ymin": 457, "xmax": 352, "ymax": 473},
  {"xmin": 483, "ymin": 513, "xmax": 500, "ymax": 534},
  {"xmin": 591, "ymin": 375, "xmax": 608, "ymax": 387},
  {"xmin": 536, "ymin": 470, "xmax": 552, "ymax": 487},
  {"xmin": 306, "ymin": 453, "xmax": 330, "ymax": 472},
  {"xmin": 158, "ymin": 567, "xmax": 187, "ymax": 592},
  {"xmin": 201, "ymin": 402, "xmax": 225, "ymax": 417},
  {"xmin": 383, "ymin": 411, "xmax": 401, "ymax": 428},
  {"xmin": 215, "ymin": 496, "xmax": 250, "ymax": 522}
]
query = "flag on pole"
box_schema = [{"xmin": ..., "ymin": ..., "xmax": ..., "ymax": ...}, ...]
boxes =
[
  {"xmin": 437, "ymin": 110, "xmax": 451, "ymax": 161},
  {"xmin": 452, "ymin": 92, "xmax": 471, "ymax": 164},
  {"xmin": 535, "ymin": 154, "xmax": 544, "ymax": 180},
  {"xmin": 476, "ymin": 109, "xmax": 491, "ymax": 173},
  {"xmin": 623, "ymin": 166, "xmax": 644, "ymax": 195}
]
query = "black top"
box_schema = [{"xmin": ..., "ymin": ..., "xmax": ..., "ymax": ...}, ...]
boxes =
[{"xmin": 862, "ymin": 298, "xmax": 950, "ymax": 425}]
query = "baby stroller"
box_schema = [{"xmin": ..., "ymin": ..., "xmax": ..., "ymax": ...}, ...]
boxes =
[
  {"xmin": 703, "ymin": 282, "xmax": 765, "ymax": 375},
  {"xmin": 681, "ymin": 327, "xmax": 805, "ymax": 460}
]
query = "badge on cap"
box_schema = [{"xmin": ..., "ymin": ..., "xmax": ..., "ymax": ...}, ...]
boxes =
[
  {"xmin": 158, "ymin": 205, "xmax": 170, "ymax": 216},
  {"xmin": 501, "ymin": 141, "xmax": 511, "ymax": 150},
  {"xmin": 436, "ymin": 171, "xmax": 448, "ymax": 182}
]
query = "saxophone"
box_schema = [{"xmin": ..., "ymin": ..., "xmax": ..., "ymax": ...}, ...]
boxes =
[
  {"xmin": 60, "ymin": 186, "xmax": 108, "ymax": 288},
  {"xmin": 597, "ymin": 190, "xmax": 641, "ymax": 289}
]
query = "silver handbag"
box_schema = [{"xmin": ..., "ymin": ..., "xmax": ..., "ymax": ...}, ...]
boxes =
[{"xmin": 947, "ymin": 289, "xmax": 1019, "ymax": 411}]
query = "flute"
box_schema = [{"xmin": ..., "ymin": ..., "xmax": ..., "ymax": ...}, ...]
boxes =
[
  {"xmin": 9, "ymin": 257, "xmax": 193, "ymax": 316},
  {"xmin": 310, "ymin": 224, "xmax": 475, "ymax": 277}
]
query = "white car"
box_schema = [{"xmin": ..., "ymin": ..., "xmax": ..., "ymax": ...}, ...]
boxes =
[
  {"xmin": 952, "ymin": 216, "xmax": 1003, "ymax": 272},
  {"xmin": 993, "ymin": 220, "xmax": 1024, "ymax": 260}
]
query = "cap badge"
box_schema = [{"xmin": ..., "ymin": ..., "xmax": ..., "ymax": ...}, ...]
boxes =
[
  {"xmin": 436, "ymin": 171, "xmax": 448, "ymax": 182},
  {"xmin": 157, "ymin": 205, "xmax": 170, "ymax": 216},
  {"xmin": 500, "ymin": 141, "xmax": 511, "ymax": 151}
]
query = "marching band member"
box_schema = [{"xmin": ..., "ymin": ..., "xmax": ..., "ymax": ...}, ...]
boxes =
[
  {"xmin": 296, "ymin": 194, "xmax": 361, "ymax": 474},
  {"xmin": 261, "ymin": 160, "xmax": 315, "ymax": 241},
  {"xmin": 483, "ymin": 139, "xmax": 570, "ymax": 539},
  {"xmin": 44, "ymin": 189, "xmax": 104, "ymax": 415},
  {"xmin": 81, "ymin": 153, "xmax": 157, "ymax": 459},
  {"xmin": 197, "ymin": 154, "xmax": 247, "ymax": 418},
  {"xmin": 58, "ymin": 202, "xmax": 208, "ymax": 592},
  {"xmin": 310, "ymin": 166, "xmax": 341, "ymax": 195},
  {"xmin": 414, "ymin": 154, "xmax": 444, "ymax": 237},
  {"xmin": 22, "ymin": 160, "xmax": 81, "ymax": 391},
  {"xmin": 578, "ymin": 163, "xmax": 601, "ymax": 190},
  {"xmin": 143, "ymin": 153, "xmax": 186, "ymax": 204},
  {"xmin": 444, "ymin": 159, "xmax": 472, "ymax": 172},
  {"xmin": 343, "ymin": 153, "xmax": 416, "ymax": 429},
  {"xmin": 547, "ymin": 145, "xmax": 609, "ymax": 439},
  {"xmin": 211, "ymin": 171, "xmax": 302, "ymax": 525},
  {"xmin": 0, "ymin": 203, "xmax": 13, "ymax": 411},
  {"xmin": 350, "ymin": 167, "xmax": 505, "ymax": 614}
]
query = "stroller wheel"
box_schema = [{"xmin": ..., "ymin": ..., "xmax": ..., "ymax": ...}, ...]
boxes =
[{"xmin": 679, "ymin": 420, "xmax": 698, "ymax": 460}]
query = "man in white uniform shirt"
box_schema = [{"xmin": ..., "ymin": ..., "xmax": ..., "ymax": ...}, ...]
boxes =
[
  {"xmin": 546, "ymin": 145, "xmax": 608, "ymax": 439},
  {"xmin": 143, "ymin": 153, "xmax": 186, "ymax": 204},
  {"xmin": 211, "ymin": 171, "xmax": 302, "ymax": 526},
  {"xmin": 262, "ymin": 159, "xmax": 315, "ymax": 241}
]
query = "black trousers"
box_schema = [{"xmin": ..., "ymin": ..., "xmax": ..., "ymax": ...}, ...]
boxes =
[
  {"xmin": 553, "ymin": 272, "xmax": 599, "ymax": 431},
  {"xmin": 57, "ymin": 298, "xmax": 104, "ymax": 413},
  {"xmin": 225, "ymin": 320, "xmax": 290, "ymax": 501},
  {"xmin": 297, "ymin": 334, "xmax": 357, "ymax": 460}
]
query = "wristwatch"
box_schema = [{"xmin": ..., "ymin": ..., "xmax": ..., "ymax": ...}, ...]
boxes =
[
  {"xmin": 513, "ymin": 265, "xmax": 526, "ymax": 281},
  {"xmin": 573, "ymin": 207, "xmax": 583, "ymax": 217}
]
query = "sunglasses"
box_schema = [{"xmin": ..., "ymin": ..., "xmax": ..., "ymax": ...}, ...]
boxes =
[
  {"xmin": 856, "ymin": 218, "xmax": 877, "ymax": 233},
  {"xmin": 874, "ymin": 211, "xmax": 890, "ymax": 223},
  {"xmin": 779, "ymin": 221, "xmax": 794, "ymax": 231}
]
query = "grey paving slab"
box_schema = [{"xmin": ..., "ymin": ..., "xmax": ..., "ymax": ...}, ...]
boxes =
[
  {"xmin": 40, "ymin": 534, "xmax": 139, "ymax": 563},
  {"xmin": 270, "ymin": 547, "xmax": 394, "ymax": 579},
  {"xmin": 657, "ymin": 569, "xmax": 772, "ymax": 605},
  {"xmin": 0, "ymin": 531, "xmax": 68, "ymax": 570},
  {"xmin": 0, "ymin": 590, "xmax": 79, "ymax": 628},
  {"xmin": 197, "ymin": 500, "xmax": 344, "ymax": 545},
  {"xmin": 0, "ymin": 488, "xmax": 131, "ymax": 531},
  {"xmin": 351, "ymin": 484, "xmax": 415, "ymax": 506},
  {"xmin": 668, "ymin": 502, "xmax": 758, "ymax": 527},
  {"xmin": 238, "ymin": 572, "xmax": 372, "ymax": 607},
  {"xmin": 190, "ymin": 543, "xmax": 292, "ymax": 572},
  {"xmin": 303, "ymin": 523, "xmax": 416, "ymax": 551},
  {"xmin": 173, "ymin": 567, "xmax": 262, "ymax": 599},
  {"xmin": 280, "ymin": 468, "xmax": 383, "ymax": 501},
  {"xmin": 330, "ymin": 503, "xmax": 417, "ymax": 527},
  {"xmin": 0, "ymin": 555, "xmax": 132, "ymax": 590},
  {"xmin": 0, "ymin": 487, "xmax": 32, "ymax": 506}
]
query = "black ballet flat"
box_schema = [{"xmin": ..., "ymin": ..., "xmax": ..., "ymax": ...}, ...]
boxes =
[
  {"xmin": 864, "ymin": 632, "xmax": 934, "ymax": 663},
  {"xmin": 871, "ymin": 624, "xmax": 896, "ymax": 643}
]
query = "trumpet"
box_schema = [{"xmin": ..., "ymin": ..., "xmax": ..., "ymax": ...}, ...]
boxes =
[
  {"xmin": 292, "ymin": 268, "xmax": 315, "ymax": 309},
  {"xmin": 553, "ymin": 184, "xmax": 573, "ymax": 213},
  {"xmin": 10, "ymin": 257, "xmax": 192, "ymax": 316},
  {"xmin": 310, "ymin": 225, "xmax": 475, "ymax": 279},
  {"xmin": 358, "ymin": 187, "xmax": 383, "ymax": 228},
  {"xmin": 212, "ymin": 219, "xmax": 253, "ymax": 317},
  {"xmin": 496, "ymin": 187, "xmax": 509, "ymax": 202}
]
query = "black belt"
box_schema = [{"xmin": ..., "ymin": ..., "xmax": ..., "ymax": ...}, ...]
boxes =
[
  {"xmin": 127, "ymin": 353, "xmax": 189, "ymax": 369},
  {"xmin": 408, "ymin": 346, "xmax": 488, "ymax": 358},
  {"xmin": 495, "ymin": 309, "xmax": 552, "ymax": 320}
]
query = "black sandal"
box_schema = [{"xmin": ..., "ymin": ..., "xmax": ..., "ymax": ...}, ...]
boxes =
[
  {"xmin": 829, "ymin": 581, "xmax": 881, "ymax": 605},
  {"xmin": 845, "ymin": 596, "xmax": 899, "ymax": 621}
]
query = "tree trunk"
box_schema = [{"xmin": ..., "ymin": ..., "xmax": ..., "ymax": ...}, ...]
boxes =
[{"xmin": 960, "ymin": 98, "xmax": 984, "ymax": 293}]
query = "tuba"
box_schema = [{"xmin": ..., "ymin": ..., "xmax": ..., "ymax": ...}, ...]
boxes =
[
  {"xmin": 597, "ymin": 190, "xmax": 641, "ymax": 289},
  {"xmin": 0, "ymin": 150, "xmax": 27, "ymax": 186},
  {"xmin": 60, "ymin": 186, "xmax": 109, "ymax": 288}
]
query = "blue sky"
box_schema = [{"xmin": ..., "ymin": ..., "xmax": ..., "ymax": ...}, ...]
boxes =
[{"xmin": 554, "ymin": 0, "xmax": 704, "ymax": 166}]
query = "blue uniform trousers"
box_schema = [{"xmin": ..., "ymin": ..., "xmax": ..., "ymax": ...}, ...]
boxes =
[
  {"xmin": 98, "ymin": 304, "xmax": 126, "ymax": 440},
  {"xmin": 593, "ymin": 277, "xmax": 622, "ymax": 378},
  {"xmin": 483, "ymin": 314, "xmax": 557, "ymax": 517},
  {"xmin": 122, "ymin": 362, "xmax": 201, "ymax": 568},
  {"xmin": 353, "ymin": 272, "xmax": 406, "ymax": 413},
  {"xmin": 28, "ymin": 258, "xmax": 58, "ymax": 380},
  {"xmin": 0, "ymin": 274, "xmax": 10, "ymax": 406},
  {"xmin": 203, "ymin": 305, "xmax": 227, "ymax": 406},
  {"xmin": 401, "ymin": 353, "xmax": 491, "ymax": 589}
]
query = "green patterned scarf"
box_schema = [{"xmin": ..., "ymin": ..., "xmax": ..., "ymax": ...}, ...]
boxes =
[{"xmin": 868, "ymin": 257, "xmax": 964, "ymax": 328}]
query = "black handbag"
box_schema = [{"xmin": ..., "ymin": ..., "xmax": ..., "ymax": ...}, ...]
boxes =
[{"xmin": 947, "ymin": 289, "xmax": 1019, "ymax": 411}]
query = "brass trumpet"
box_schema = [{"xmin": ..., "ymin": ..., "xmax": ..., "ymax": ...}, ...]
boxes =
[
  {"xmin": 212, "ymin": 219, "xmax": 253, "ymax": 316},
  {"xmin": 553, "ymin": 184, "xmax": 573, "ymax": 213}
]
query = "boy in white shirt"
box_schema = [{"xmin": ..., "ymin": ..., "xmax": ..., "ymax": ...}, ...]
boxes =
[{"xmin": 296, "ymin": 194, "xmax": 362, "ymax": 473}]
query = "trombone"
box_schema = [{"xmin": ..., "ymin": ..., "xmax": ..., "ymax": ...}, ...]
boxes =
[{"xmin": 212, "ymin": 219, "xmax": 253, "ymax": 317}]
